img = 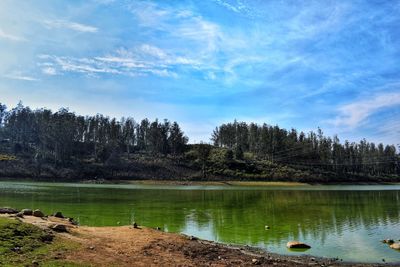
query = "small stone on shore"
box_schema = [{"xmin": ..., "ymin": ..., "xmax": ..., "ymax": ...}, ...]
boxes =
[
  {"xmin": 133, "ymin": 222, "xmax": 138, "ymax": 228},
  {"xmin": 21, "ymin": 209, "xmax": 33, "ymax": 215},
  {"xmin": 33, "ymin": 209, "xmax": 45, "ymax": 217},
  {"xmin": 50, "ymin": 224, "xmax": 68, "ymax": 232},
  {"xmin": 53, "ymin": 211, "xmax": 64, "ymax": 218},
  {"xmin": 0, "ymin": 207, "xmax": 18, "ymax": 214}
]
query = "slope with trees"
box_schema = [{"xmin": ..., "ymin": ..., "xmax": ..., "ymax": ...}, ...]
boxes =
[{"xmin": 0, "ymin": 102, "xmax": 398, "ymax": 183}]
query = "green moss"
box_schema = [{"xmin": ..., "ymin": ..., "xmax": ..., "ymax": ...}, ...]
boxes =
[
  {"xmin": 0, "ymin": 217, "xmax": 53, "ymax": 254},
  {"xmin": 0, "ymin": 218, "xmax": 84, "ymax": 267}
]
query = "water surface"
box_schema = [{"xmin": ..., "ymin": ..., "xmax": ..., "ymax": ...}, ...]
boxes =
[{"xmin": 0, "ymin": 181, "xmax": 399, "ymax": 263}]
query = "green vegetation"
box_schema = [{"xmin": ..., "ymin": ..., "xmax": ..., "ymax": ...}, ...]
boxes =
[
  {"xmin": 0, "ymin": 102, "xmax": 399, "ymax": 182},
  {"xmin": 0, "ymin": 217, "xmax": 81, "ymax": 266}
]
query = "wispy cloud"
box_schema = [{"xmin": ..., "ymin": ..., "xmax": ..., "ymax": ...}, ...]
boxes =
[
  {"xmin": 43, "ymin": 20, "xmax": 98, "ymax": 33},
  {"xmin": 37, "ymin": 44, "xmax": 193, "ymax": 78},
  {"xmin": 3, "ymin": 73, "xmax": 39, "ymax": 81},
  {"xmin": 212, "ymin": 0, "xmax": 249, "ymax": 14},
  {"xmin": 0, "ymin": 28, "xmax": 26, "ymax": 41},
  {"xmin": 41, "ymin": 67, "xmax": 57, "ymax": 75},
  {"xmin": 331, "ymin": 91, "xmax": 400, "ymax": 128}
]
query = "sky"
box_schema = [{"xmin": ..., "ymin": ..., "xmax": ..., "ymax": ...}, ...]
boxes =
[{"xmin": 0, "ymin": 0, "xmax": 399, "ymax": 145}]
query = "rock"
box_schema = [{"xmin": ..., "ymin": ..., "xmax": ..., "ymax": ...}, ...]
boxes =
[
  {"xmin": 286, "ymin": 241, "xmax": 311, "ymax": 249},
  {"xmin": 21, "ymin": 209, "xmax": 33, "ymax": 215},
  {"xmin": 16, "ymin": 212, "xmax": 24, "ymax": 218},
  {"xmin": 53, "ymin": 211, "xmax": 64, "ymax": 218},
  {"xmin": 11, "ymin": 246, "xmax": 21, "ymax": 252},
  {"xmin": 382, "ymin": 239, "xmax": 395, "ymax": 244},
  {"xmin": 390, "ymin": 243, "xmax": 400, "ymax": 250},
  {"xmin": 89, "ymin": 246, "xmax": 95, "ymax": 250},
  {"xmin": 50, "ymin": 224, "xmax": 68, "ymax": 232},
  {"xmin": 265, "ymin": 225, "xmax": 270, "ymax": 230},
  {"xmin": 33, "ymin": 209, "xmax": 45, "ymax": 217},
  {"xmin": 188, "ymin": 235, "xmax": 198, "ymax": 241},
  {"xmin": 0, "ymin": 207, "xmax": 18, "ymax": 214},
  {"xmin": 68, "ymin": 218, "xmax": 78, "ymax": 225},
  {"xmin": 252, "ymin": 258, "xmax": 261, "ymax": 265},
  {"xmin": 32, "ymin": 260, "xmax": 39, "ymax": 266},
  {"xmin": 132, "ymin": 222, "xmax": 138, "ymax": 228}
]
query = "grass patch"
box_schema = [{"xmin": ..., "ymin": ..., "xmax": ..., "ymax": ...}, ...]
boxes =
[{"xmin": 0, "ymin": 217, "xmax": 84, "ymax": 267}]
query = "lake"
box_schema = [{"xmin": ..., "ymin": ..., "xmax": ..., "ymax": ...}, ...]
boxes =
[{"xmin": 0, "ymin": 181, "xmax": 399, "ymax": 263}]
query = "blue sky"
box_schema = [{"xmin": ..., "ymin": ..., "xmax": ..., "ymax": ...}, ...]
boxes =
[{"xmin": 0, "ymin": 0, "xmax": 399, "ymax": 145}]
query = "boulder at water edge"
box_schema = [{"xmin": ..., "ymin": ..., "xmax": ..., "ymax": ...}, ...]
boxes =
[
  {"xmin": 33, "ymin": 209, "xmax": 45, "ymax": 217},
  {"xmin": 53, "ymin": 211, "xmax": 64, "ymax": 218},
  {"xmin": 286, "ymin": 241, "xmax": 311, "ymax": 249},
  {"xmin": 21, "ymin": 209, "xmax": 33, "ymax": 215},
  {"xmin": 0, "ymin": 207, "xmax": 19, "ymax": 214},
  {"xmin": 390, "ymin": 243, "xmax": 400, "ymax": 250}
]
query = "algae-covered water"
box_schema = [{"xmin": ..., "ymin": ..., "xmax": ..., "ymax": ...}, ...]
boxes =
[{"xmin": 0, "ymin": 181, "xmax": 399, "ymax": 263}]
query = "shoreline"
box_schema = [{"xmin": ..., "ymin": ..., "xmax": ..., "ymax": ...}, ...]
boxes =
[
  {"xmin": 0, "ymin": 213, "xmax": 394, "ymax": 266},
  {"xmin": 1, "ymin": 177, "xmax": 399, "ymax": 186}
]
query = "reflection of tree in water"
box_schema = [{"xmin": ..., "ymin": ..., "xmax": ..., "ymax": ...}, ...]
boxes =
[
  {"xmin": 1, "ymin": 185, "xmax": 400, "ymax": 247},
  {"xmin": 204, "ymin": 190, "xmax": 400, "ymax": 246}
]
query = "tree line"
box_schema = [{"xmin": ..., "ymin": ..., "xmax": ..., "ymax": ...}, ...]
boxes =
[
  {"xmin": 211, "ymin": 120, "xmax": 399, "ymax": 176},
  {"xmin": 0, "ymin": 102, "xmax": 399, "ymax": 180},
  {"xmin": 0, "ymin": 102, "xmax": 188, "ymax": 167}
]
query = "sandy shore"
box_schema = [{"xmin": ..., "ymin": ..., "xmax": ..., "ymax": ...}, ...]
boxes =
[{"xmin": 1, "ymin": 214, "xmax": 392, "ymax": 267}]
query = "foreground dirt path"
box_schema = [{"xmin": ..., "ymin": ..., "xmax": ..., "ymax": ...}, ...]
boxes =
[{"xmin": 4, "ymin": 214, "xmax": 391, "ymax": 267}]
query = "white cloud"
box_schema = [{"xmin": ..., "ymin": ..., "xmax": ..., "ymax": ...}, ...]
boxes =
[
  {"xmin": 139, "ymin": 44, "xmax": 167, "ymax": 59},
  {"xmin": 331, "ymin": 92, "xmax": 400, "ymax": 128},
  {"xmin": 43, "ymin": 20, "xmax": 98, "ymax": 33},
  {"xmin": 213, "ymin": 0, "xmax": 248, "ymax": 14},
  {"xmin": 0, "ymin": 28, "xmax": 26, "ymax": 41},
  {"xmin": 41, "ymin": 67, "xmax": 57, "ymax": 75},
  {"xmin": 3, "ymin": 73, "xmax": 39, "ymax": 81}
]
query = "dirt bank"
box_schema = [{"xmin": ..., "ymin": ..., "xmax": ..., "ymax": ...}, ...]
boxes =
[{"xmin": 1, "ymin": 214, "xmax": 393, "ymax": 267}]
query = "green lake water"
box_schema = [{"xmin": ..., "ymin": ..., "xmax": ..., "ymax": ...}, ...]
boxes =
[{"xmin": 0, "ymin": 181, "xmax": 399, "ymax": 263}]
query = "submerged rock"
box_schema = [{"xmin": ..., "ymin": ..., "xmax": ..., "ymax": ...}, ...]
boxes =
[
  {"xmin": 286, "ymin": 241, "xmax": 311, "ymax": 249},
  {"xmin": 21, "ymin": 209, "xmax": 33, "ymax": 215},
  {"xmin": 33, "ymin": 209, "xmax": 45, "ymax": 217},
  {"xmin": 0, "ymin": 207, "xmax": 18, "ymax": 214}
]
